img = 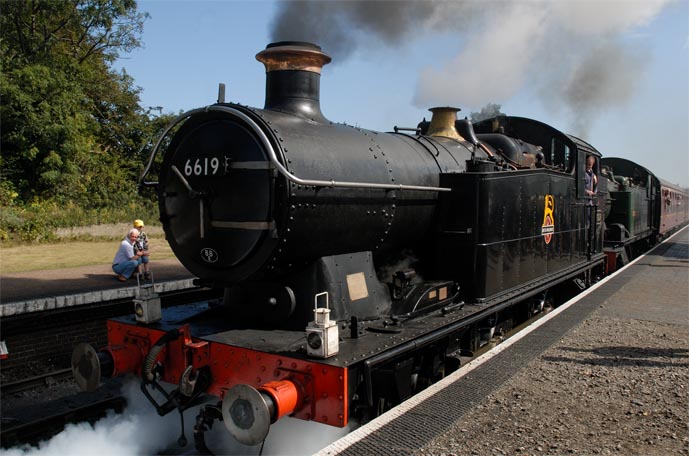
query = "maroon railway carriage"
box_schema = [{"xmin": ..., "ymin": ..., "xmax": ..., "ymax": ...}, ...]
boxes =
[{"xmin": 659, "ymin": 179, "xmax": 688, "ymax": 235}]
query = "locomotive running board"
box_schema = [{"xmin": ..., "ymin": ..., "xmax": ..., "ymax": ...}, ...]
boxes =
[{"xmin": 475, "ymin": 254, "xmax": 606, "ymax": 308}]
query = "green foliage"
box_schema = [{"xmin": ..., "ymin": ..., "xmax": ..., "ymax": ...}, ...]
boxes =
[
  {"xmin": 1, "ymin": 63, "xmax": 93, "ymax": 200},
  {"xmin": 0, "ymin": 0, "xmax": 168, "ymax": 243},
  {"xmin": 0, "ymin": 179, "xmax": 20, "ymax": 207},
  {"xmin": 0, "ymin": 0, "xmax": 147, "ymax": 68},
  {"xmin": 0, "ymin": 198, "xmax": 159, "ymax": 244},
  {"xmin": 0, "ymin": 0, "xmax": 153, "ymax": 202}
]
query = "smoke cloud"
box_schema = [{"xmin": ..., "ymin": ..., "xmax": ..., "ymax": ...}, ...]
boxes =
[
  {"xmin": 270, "ymin": 0, "xmax": 672, "ymax": 137},
  {"xmin": 270, "ymin": 1, "xmax": 485, "ymax": 61},
  {"xmin": 2, "ymin": 380, "xmax": 181, "ymax": 456},
  {"xmin": 377, "ymin": 249, "xmax": 422, "ymax": 284},
  {"xmin": 2, "ymin": 379, "xmax": 349, "ymax": 456},
  {"xmin": 559, "ymin": 38, "xmax": 646, "ymax": 134}
]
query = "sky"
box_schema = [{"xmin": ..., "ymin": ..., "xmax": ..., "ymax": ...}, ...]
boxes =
[{"xmin": 115, "ymin": 0, "xmax": 689, "ymax": 187}]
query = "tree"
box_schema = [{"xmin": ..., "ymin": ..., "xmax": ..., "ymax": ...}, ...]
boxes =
[
  {"xmin": 0, "ymin": 0, "xmax": 150, "ymax": 206},
  {"xmin": 1, "ymin": 0, "xmax": 146, "ymax": 67}
]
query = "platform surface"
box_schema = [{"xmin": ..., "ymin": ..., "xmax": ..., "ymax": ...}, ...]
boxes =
[
  {"xmin": 0, "ymin": 258, "xmax": 196, "ymax": 316},
  {"xmin": 317, "ymin": 226, "xmax": 689, "ymax": 455}
]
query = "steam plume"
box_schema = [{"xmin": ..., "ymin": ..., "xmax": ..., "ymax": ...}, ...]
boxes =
[
  {"xmin": 2, "ymin": 379, "xmax": 349, "ymax": 455},
  {"xmin": 1, "ymin": 380, "xmax": 181, "ymax": 456},
  {"xmin": 271, "ymin": 0, "xmax": 672, "ymax": 137}
]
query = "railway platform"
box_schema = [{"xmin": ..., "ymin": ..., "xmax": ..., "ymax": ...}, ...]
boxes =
[
  {"xmin": 0, "ymin": 257, "xmax": 196, "ymax": 317},
  {"xmin": 317, "ymin": 225, "xmax": 689, "ymax": 456}
]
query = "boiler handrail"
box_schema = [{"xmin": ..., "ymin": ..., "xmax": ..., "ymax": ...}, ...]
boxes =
[{"xmin": 139, "ymin": 105, "xmax": 451, "ymax": 193}]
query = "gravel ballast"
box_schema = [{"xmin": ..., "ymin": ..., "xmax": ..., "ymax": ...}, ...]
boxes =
[{"xmin": 422, "ymin": 314, "xmax": 689, "ymax": 455}]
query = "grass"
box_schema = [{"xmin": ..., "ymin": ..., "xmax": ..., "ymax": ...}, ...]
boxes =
[{"xmin": 0, "ymin": 223, "xmax": 177, "ymax": 273}]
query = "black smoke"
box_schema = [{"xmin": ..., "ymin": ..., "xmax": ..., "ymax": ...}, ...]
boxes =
[
  {"xmin": 270, "ymin": 1, "xmax": 483, "ymax": 62},
  {"xmin": 270, "ymin": 0, "xmax": 672, "ymax": 138}
]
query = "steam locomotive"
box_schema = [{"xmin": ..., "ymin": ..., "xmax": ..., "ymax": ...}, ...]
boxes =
[
  {"xmin": 600, "ymin": 157, "xmax": 687, "ymax": 270},
  {"xmin": 71, "ymin": 42, "xmax": 688, "ymax": 451}
]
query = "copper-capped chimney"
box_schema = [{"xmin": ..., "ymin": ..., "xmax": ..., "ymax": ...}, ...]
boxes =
[
  {"xmin": 256, "ymin": 41, "xmax": 332, "ymax": 123},
  {"xmin": 427, "ymin": 107, "xmax": 465, "ymax": 141}
]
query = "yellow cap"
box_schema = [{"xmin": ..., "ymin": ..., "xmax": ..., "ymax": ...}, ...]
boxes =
[{"xmin": 133, "ymin": 219, "xmax": 144, "ymax": 228}]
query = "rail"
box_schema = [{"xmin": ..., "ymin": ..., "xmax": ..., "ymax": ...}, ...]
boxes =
[
  {"xmin": 1, "ymin": 395, "xmax": 126, "ymax": 448},
  {"xmin": 1, "ymin": 369, "xmax": 73, "ymax": 395}
]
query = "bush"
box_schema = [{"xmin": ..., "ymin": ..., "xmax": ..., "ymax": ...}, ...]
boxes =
[{"xmin": 0, "ymin": 197, "xmax": 159, "ymax": 244}]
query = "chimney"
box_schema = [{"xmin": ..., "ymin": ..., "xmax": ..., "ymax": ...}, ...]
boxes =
[
  {"xmin": 256, "ymin": 41, "xmax": 332, "ymax": 123},
  {"xmin": 427, "ymin": 107, "xmax": 465, "ymax": 141}
]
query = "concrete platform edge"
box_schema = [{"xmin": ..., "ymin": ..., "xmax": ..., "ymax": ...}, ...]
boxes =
[{"xmin": 0, "ymin": 278, "xmax": 196, "ymax": 317}]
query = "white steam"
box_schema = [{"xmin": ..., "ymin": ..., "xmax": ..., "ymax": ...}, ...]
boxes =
[
  {"xmin": 415, "ymin": 4, "xmax": 548, "ymax": 108},
  {"xmin": 2, "ymin": 379, "xmax": 351, "ymax": 456},
  {"xmin": 1, "ymin": 381, "xmax": 180, "ymax": 456},
  {"xmin": 549, "ymin": 0, "xmax": 671, "ymax": 35},
  {"xmin": 414, "ymin": 0, "xmax": 671, "ymax": 136},
  {"xmin": 206, "ymin": 416, "xmax": 353, "ymax": 455},
  {"xmin": 376, "ymin": 250, "xmax": 421, "ymax": 284}
]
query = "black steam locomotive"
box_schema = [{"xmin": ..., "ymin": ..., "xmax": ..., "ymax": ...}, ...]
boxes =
[{"xmin": 71, "ymin": 42, "xmax": 687, "ymax": 451}]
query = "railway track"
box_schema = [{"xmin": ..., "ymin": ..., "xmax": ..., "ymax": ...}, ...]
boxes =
[
  {"xmin": 1, "ymin": 368, "xmax": 73, "ymax": 395},
  {"xmin": 0, "ymin": 385, "xmax": 127, "ymax": 449},
  {"xmin": 0, "ymin": 288, "xmax": 222, "ymax": 449}
]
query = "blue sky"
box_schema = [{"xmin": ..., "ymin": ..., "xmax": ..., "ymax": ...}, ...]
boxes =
[{"xmin": 116, "ymin": 0, "xmax": 689, "ymax": 187}]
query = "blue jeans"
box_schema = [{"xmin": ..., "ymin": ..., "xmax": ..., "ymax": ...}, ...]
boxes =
[{"xmin": 113, "ymin": 258, "xmax": 141, "ymax": 279}]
